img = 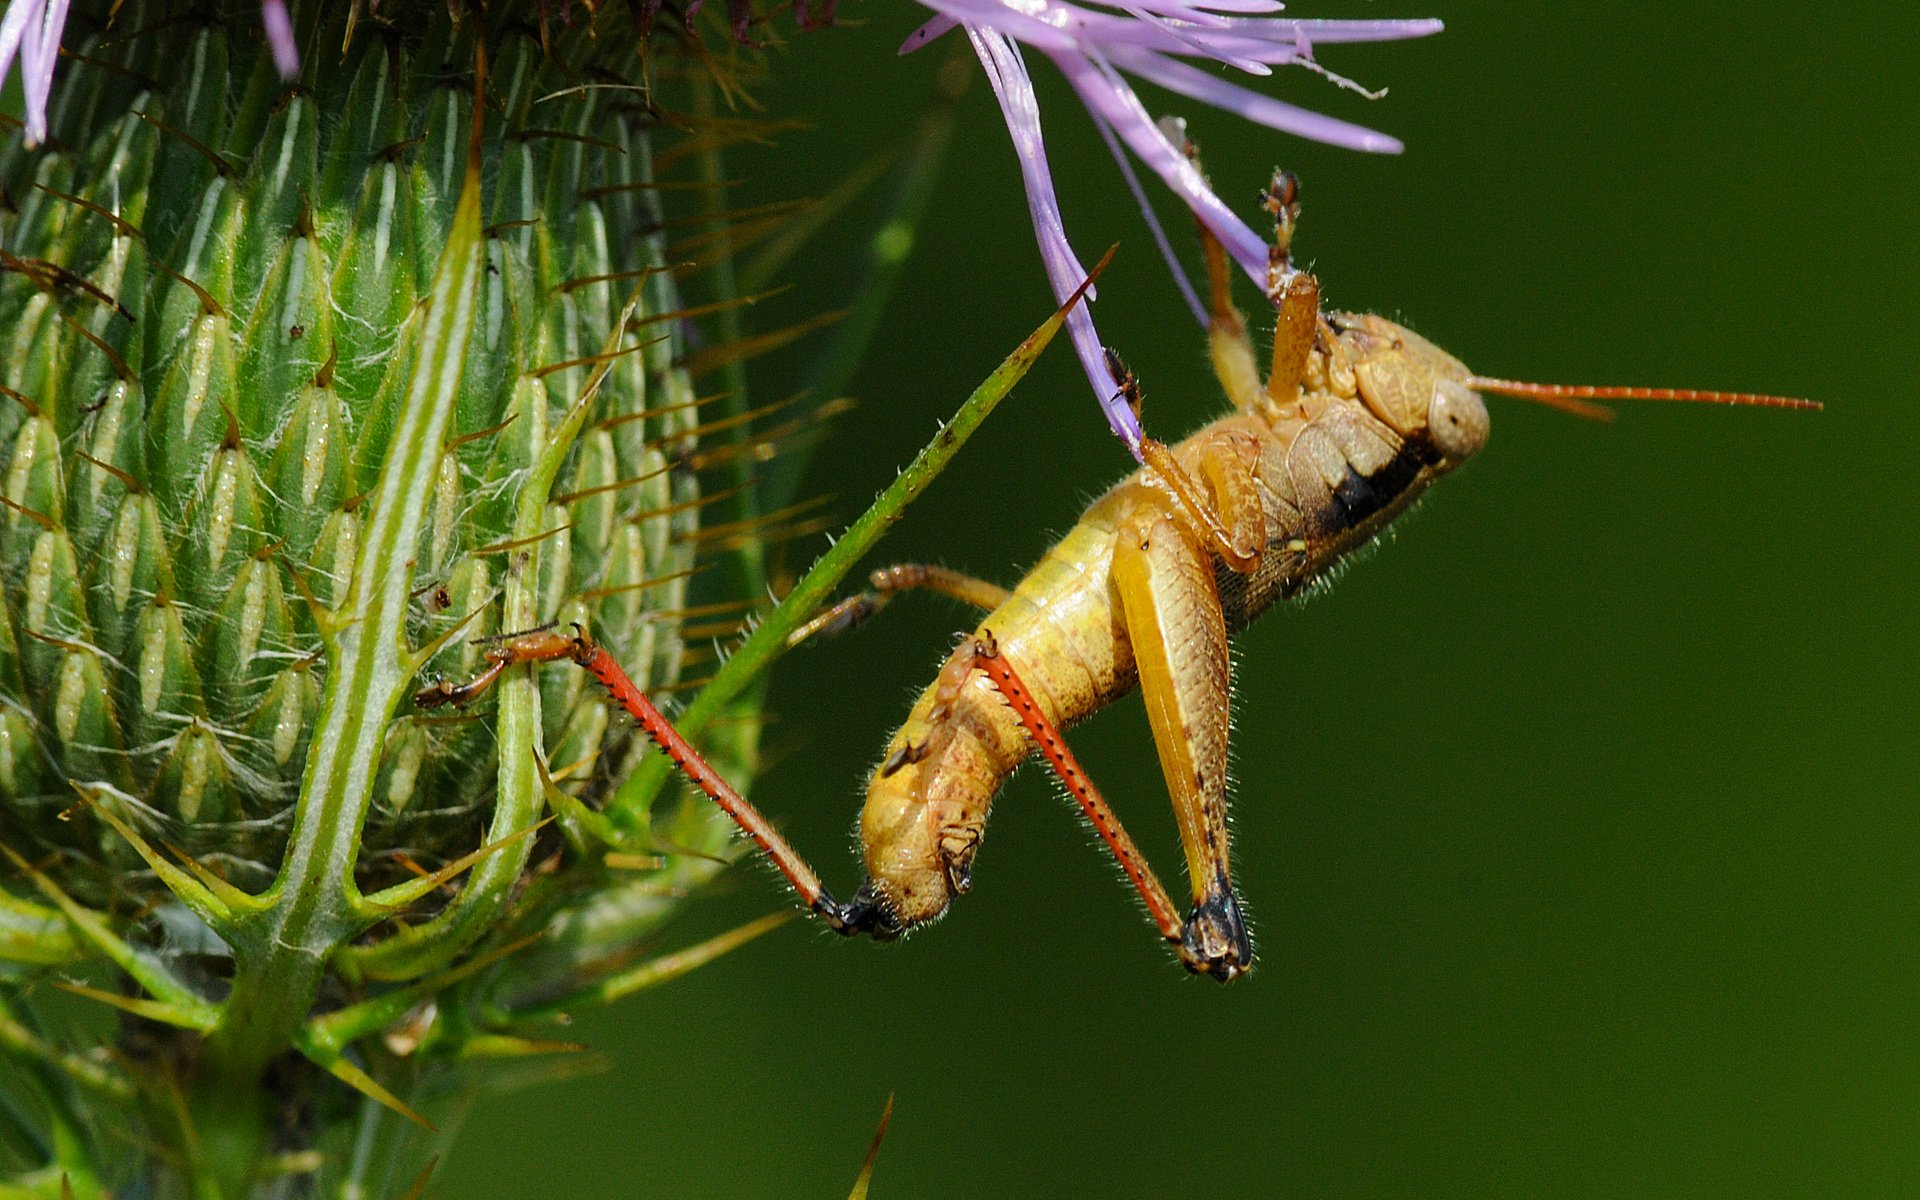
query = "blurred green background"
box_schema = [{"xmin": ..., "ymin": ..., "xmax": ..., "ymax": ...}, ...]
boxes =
[{"xmin": 444, "ymin": 1, "xmax": 1917, "ymax": 1195}]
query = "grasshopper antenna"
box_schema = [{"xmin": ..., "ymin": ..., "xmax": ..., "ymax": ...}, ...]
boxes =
[{"xmin": 1467, "ymin": 377, "xmax": 1820, "ymax": 421}]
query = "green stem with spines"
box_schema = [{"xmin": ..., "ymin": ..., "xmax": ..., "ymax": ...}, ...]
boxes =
[{"xmin": 616, "ymin": 252, "xmax": 1109, "ymax": 818}]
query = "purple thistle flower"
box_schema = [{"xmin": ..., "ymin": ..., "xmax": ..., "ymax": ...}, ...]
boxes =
[
  {"xmin": 1, "ymin": 0, "xmax": 300, "ymax": 148},
  {"xmin": 905, "ymin": 0, "xmax": 1442, "ymax": 459}
]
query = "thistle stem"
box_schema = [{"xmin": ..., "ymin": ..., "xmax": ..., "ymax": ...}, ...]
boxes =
[{"xmin": 190, "ymin": 68, "xmax": 491, "ymax": 1195}]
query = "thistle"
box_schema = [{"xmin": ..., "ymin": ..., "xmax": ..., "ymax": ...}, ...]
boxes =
[{"xmin": 0, "ymin": 2, "xmax": 783, "ymax": 1192}]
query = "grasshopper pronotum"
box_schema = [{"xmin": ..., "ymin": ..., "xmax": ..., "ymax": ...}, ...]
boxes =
[{"xmin": 419, "ymin": 173, "xmax": 1813, "ymax": 981}]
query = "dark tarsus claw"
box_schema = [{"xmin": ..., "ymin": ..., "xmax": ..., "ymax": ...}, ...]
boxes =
[
  {"xmin": 413, "ymin": 679, "xmax": 456, "ymax": 709},
  {"xmin": 1179, "ymin": 885, "xmax": 1252, "ymax": 983},
  {"xmin": 815, "ymin": 880, "xmax": 904, "ymax": 942}
]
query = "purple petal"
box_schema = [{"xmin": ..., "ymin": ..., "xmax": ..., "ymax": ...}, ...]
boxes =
[
  {"xmin": 1222, "ymin": 16, "xmax": 1444, "ymax": 44},
  {"xmin": 0, "ymin": 0, "xmax": 35, "ymax": 82},
  {"xmin": 261, "ymin": 0, "xmax": 300, "ymax": 78},
  {"xmin": 924, "ymin": 0, "xmax": 1080, "ymax": 56},
  {"xmin": 1046, "ymin": 46, "xmax": 1271, "ymax": 284},
  {"xmin": 2, "ymin": 0, "xmax": 64, "ymax": 147},
  {"xmin": 917, "ymin": 0, "xmax": 1435, "ymax": 70},
  {"xmin": 1119, "ymin": 0, "xmax": 1284, "ymax": 16},
  {"xmin": 968, "ymin": 26, "xmax": 1144, "ymax": 457},
  {"xmin": 21, "ymin": 0, "xmax": 69, "ymax": 145},
  {"xmin": 1124, "ymin": 4, "xmax": 1271, "ymax": 75},
  {"xmin": 1109, "ymin": 44, "xmax": 1405, "ymax": 153},
  {"xmin": 900, "ymin": 13, "xmax": 958, "ymax": 54}
]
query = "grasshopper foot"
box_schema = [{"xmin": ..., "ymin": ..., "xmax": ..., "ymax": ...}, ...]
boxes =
[
  {"xmin": 815, "ymin": 880, "xmax": 905, "ymax": 942},
  {"xmin": 1178, "ymin": 886, "xmax": 1252, "ymax": 982},
  {"xmin": 412, "ymin": 677, "xmax": 460, "ymax": 709}
]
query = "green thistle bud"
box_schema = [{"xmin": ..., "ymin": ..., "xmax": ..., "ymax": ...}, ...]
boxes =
[{"xmin": 1, "ymin": 2, "xmax": 777, "ymax": 1192}]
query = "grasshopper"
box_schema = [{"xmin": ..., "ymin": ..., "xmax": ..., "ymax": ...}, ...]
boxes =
[{"xmin": 419, "ymin": 173, "xmax": 1812, "ymax": 981}]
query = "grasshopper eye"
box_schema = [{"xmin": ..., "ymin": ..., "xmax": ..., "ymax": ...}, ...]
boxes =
[{"xmin": 1429, "ymin": 379, "xmax": 1489, "ymax": 462}]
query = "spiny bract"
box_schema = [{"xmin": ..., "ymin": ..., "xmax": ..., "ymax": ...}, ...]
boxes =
[{"xmin": 0, "ymin": 1, "xmax": 781, "ymax": 1192}]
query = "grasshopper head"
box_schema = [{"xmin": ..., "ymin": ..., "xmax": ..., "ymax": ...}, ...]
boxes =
[
  {"xmin": 1331, "ymin": 312, "xmax": 1818, "ymax": 438},
  {"xmin": 1328, "ymin": 313, "xmax": 1491, "ymax": 467}
]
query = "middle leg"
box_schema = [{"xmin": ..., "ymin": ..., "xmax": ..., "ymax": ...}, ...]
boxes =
[{"xmin": 787, "ymin": 563, "xmax": 1012, "ymax": 649}]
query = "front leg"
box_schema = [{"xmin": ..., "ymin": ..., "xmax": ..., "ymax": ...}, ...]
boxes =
[
  {"xmin": 1113, "ymin": 505, "xmax": 1251, "ymax": 980},
  {"xmin": 1109, "ymin": 344, "xmax": 1265, "ymax": 572}
]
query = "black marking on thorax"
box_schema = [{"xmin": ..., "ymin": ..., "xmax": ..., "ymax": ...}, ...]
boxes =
[
  {"xmin": 1215, "ymin": 429, "xmax": 1441, "ymax": 632},
  {"xmin": 1326, "ymin": 435, "xmax": 1437, "ymax": 534}
]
